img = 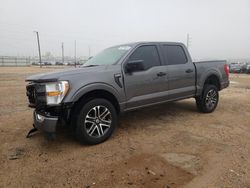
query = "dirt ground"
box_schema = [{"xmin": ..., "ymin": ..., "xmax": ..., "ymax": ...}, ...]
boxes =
[{"xmin": 0, "ymin": 67, "xmax": 250, "ymax": 188}]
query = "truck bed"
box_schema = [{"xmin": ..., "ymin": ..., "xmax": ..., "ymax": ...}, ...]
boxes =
[{"xmin": 193, "ymin": 60, "xmax": 228, "ymax": 96}]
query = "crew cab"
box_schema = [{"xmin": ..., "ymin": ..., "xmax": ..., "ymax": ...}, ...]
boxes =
[{"xmin": 26, "ymin": 42, "xmax": 229, "ymax": 144}]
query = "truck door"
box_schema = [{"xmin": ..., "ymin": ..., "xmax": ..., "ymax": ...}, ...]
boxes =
[
  {"xmin": 123, "ymin": 45, "xmax": 168, "ymax": 110},
  {"xmin": 160, "ymin": 44, "xmax": 196, "ymax": 100}
]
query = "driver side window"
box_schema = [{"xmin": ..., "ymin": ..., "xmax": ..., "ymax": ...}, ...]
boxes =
[{"xmin": 128, "ymin": 45, "xmax": 160, "ymax": 71}]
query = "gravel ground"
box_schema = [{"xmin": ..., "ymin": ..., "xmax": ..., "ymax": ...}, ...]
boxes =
[{"xmin": 0, "ymin": 67, "xmax": 250, "ymax": 188}]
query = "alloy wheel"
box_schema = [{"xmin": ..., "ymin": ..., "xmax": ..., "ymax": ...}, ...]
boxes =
[
  {"xmin": 205, "ymin": 89, "xmax": 218, "ymax": 110},
  {"xmin": 84, "ymin": 105, "xmax": 112, "ymax": 138}
]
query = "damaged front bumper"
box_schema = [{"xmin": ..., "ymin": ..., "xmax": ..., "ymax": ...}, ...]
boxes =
[
  {"xmin": 33, "ymin": 110, "xmax": 58, "ymax": 133},
  {"xmin": 26, "ymin": 101, "xmax": 73, "ymax": 138}
]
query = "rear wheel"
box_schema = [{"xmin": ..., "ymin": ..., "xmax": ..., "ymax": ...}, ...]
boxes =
[
  {"xmin": 75, "ymin": 98, "xmax": 117, "ymax": 145},
  {"xmin": 196, "ymin": 84, "xmax": 219, "ymax": 113}
]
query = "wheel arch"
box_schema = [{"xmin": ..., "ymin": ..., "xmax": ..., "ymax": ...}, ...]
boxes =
[
  {"xmin": 69, "ymin": 86, "xmax": 121, "ymax": 130},
  {"xmin": 203, "ymin": 74, "xmax": 221, "ymax": 90},
  {"xmin": 197, "ymin": 68, "xmax": 222, "ymax": 96},
  {"xmin": 73, "ymin": 89, "xmax": 120, "ymax": 114}
]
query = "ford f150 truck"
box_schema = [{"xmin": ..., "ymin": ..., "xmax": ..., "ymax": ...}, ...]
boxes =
[{"xmin": 26, "ymin": 42, "xmax": 229, "ymax": 144}]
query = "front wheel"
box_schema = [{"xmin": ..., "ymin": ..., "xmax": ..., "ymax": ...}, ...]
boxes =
[
  {"xmin": 196, "ymin": 84, "xmax": 219, "ymax": 113},
  {"xmin": 75, "ymin": 98, "xmax": 117, "ymax": 145}
]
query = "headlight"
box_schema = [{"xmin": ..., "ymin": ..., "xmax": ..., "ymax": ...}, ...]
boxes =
[{"xmin": 45, "ymin": 81, "xmax": 69, "ymax": 105}]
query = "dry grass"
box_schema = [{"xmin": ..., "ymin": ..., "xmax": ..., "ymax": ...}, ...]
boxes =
[{"xmin": 0, "ymin": 67, "xmax": 250, "ymax": 187}]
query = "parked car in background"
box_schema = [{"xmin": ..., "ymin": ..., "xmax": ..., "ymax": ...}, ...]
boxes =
[
  {"xmin": 240, "ymin": 63, "xmax": 247, "ymax": 73},
  {"xmin": 67, "ymin": 62, "xmax": 83, "ymax": 66},
  {"xmin": 32, "ymin": 62, "xmax": 39, "ymax": 66},
  {"xmin": 44, "ymin": 62, "xmax": 52, "ymax": 66},
  {"xmin": 55, "ymin": 62, "xmax": 64, "ymax": 65},
  {"xmin": 229, "ymin": 63, "xmax": 242, "ymax": 73},
  {"xmin": 246, "ymin": 64, "xmax": 250, "ymax": 74},
  {"xmin": 67, "ymin": 62, "xmax": 75, "ymax": 66},
  {"xmin": 32, "ymin": 62, "xmax": 44, "ymax": 66}
]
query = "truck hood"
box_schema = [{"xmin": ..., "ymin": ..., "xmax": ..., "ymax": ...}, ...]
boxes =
[{"xmin": 26, "ymin": 65, "xmax": 107, "ymax": 82}]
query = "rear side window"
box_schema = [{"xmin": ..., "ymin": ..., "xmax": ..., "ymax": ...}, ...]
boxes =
[
  {"xmin": 128, "ymin": 45, "xmax": 160, "ymax": 70},
  {"xmin": 162, "ymin": 45, "xmax": 187, "ymax": 65}
]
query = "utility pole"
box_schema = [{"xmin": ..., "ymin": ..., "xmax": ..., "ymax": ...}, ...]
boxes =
[
  {"xmin": 34, "ymin": 31, "xmax": 42, "ymax": 68},
  {"xmin": 186, "ymin": 33, "xmax": 190, "ymax": 50},
  {"xmin": 74, "ymin": 40, "xmax": 76, "ymax": 67},
  {"xmin": 62, "ymin": 42, "xmax": 64, "ymax": 64}
]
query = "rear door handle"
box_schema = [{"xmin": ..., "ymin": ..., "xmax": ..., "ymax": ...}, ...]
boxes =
[
  {"xmin": 157, "ymin": 72, "xmax": 167, "ymax": 77},
  {"xmin": 185, "ymin": 69, "xmax": 194, "ymax": 73}
]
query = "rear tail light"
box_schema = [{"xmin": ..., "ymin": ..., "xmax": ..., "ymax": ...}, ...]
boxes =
[{"xmin": 224, "ymin": 64, "xmax": 229, "ymax": 78}]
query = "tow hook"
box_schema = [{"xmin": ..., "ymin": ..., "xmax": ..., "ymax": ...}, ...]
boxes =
[{"xmin": 26, "ymin": 124, "xmax": 38, "ymax": 138}]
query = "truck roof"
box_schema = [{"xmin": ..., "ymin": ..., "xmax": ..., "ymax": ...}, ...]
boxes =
[
  {"xmin": 116, "ymin": 41, "xmax": 185, "ymax": 47},
  {"xmin": 139, "ymin": 41, "xmax": 184, "ymax": 44}
]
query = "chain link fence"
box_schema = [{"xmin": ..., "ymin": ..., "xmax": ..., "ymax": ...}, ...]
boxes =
[{"xmin": 0, "ymin": 56, "xmax": 31, "ymax": 66}]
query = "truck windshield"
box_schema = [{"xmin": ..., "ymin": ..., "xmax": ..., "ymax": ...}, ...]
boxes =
[{"xmin": 82, "ymin": 45, "xmax": 131, "ymax": 67}]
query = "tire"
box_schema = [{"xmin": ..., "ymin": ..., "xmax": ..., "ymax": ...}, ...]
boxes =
[
  {"xmin": 75, "ymin": 98, "xmax": 117, "ymax": 145},
  {"xmin": 195, "ymin": 84, "xmax": 219, "ymax": 113}
]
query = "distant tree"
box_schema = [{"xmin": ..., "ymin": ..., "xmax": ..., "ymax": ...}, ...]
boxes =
[{"xmin": 44, "ymin": 52, "xmax": 54, "ymax": 59}]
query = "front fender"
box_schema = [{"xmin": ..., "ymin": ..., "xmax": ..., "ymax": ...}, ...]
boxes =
[{"xmin": 64, "ymin": 82, "xmax": 122, "ymax": 103}]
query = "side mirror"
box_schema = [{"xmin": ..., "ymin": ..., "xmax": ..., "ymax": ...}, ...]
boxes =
[{"xmin": 125, "ymin": 60, "xmax": 144, "ymax": 73}]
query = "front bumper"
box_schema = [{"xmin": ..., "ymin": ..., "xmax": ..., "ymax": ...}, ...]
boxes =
[{"xmin": 33, "ymin": 111, "xmax": 58, "ymax": 133}]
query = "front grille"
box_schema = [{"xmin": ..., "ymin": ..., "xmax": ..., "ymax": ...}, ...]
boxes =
[
  {"xmin": 26, "ymin": 83, "xmax": 36, "ymax": 106},
  {"xmin": 26, "ymin": 83, "xmax": 46, "ymax": 108}
]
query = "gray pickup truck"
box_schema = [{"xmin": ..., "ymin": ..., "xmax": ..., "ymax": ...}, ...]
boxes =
[{"xmin": 26, "ymin": 42, "xmax": 229, "ymax": 144}]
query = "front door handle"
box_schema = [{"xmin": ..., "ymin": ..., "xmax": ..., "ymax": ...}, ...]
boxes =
[
  {"xmin": 185, "ymin": 69, "xmax": 194, "ymax": 73},
  {"xmin": 157, "ymin": 72, "xmax": 167, "ymax": 77}
]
